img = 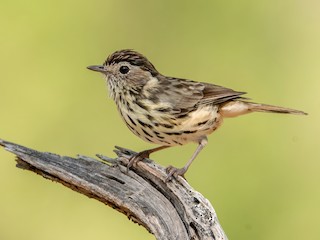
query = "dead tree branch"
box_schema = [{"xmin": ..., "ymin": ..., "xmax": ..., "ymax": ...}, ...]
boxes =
[{"xmin": 0, "ymin": 139, "xmax": 227, "ymax": 240}]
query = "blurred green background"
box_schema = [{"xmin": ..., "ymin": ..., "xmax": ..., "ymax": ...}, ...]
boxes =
[{"xmin": 0, "ymin": 0, "xmax": 319, "ymax": 239}]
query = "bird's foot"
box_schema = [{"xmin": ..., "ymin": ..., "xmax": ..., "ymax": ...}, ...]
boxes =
[
  {"xmin": 127, "ymin": 150, "xmax": 150, "ymax": 172},
  {"xmin": 165, "ymin": 165, "xmax": 187, "ymax": 182}
]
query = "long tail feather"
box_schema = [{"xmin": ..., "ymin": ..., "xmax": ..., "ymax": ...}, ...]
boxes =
[
  {"xmin": 248, "ymin": 102, "xmax": 307, "ymax": 115},
  {"xmin": 220, "ymin": 101, "xmax": 307, "ymax": 117}
]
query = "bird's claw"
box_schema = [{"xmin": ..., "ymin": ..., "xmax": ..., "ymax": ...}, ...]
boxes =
[
  {"xmin": 165, "ymin": 165, "xmax": 186, "ymax": 182},
  {"xmin": 126, "ymin": 150, "xmax": 150, "ymax": 173}
]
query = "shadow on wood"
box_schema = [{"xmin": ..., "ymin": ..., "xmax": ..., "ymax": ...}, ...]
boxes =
[{"xmin": 0, "ymin": 139, "xmax": 227, "ymax": 240}]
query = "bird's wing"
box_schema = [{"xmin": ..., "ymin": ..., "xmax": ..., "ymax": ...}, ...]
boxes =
[
  {"xmin": 155, "ymin": 76, "xmax": 246, "ymax": 111},
  {"xmin": 155, "ymin": 77, "xmax": 204, "ymax": 110},
  {"xmin": 199, "ymin": 82, "xmax": 246, "ymax": 105}
]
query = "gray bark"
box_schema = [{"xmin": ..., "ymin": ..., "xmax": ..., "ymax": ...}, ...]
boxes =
[{"xmin": 0, "ymin": 139, "xmax": 227, "ymax": 240}]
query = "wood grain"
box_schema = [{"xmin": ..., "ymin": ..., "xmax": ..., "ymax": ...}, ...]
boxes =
[{"xmin": 0, "ymin": 139, "xmax": 227, "ymax": 240}]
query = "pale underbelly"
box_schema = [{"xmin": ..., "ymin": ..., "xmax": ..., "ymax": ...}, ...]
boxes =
[{"xmin": 118, "ymin": 104, "xmax": 223, "ymax": 146}]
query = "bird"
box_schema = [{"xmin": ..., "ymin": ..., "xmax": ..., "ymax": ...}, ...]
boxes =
[{"xmin": 87, "ymin": 49, "xmax": 307, "ymax": 181}]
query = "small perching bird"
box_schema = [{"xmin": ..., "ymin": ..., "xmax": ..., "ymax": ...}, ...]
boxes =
[{"xmin": 87, "ymin": 49, "xmax": 307, "ymax": 181}]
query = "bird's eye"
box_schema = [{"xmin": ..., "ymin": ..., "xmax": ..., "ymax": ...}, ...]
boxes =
[{"xmin": 119, "ymin": 66, "xmax": 129, "ymax": 74}]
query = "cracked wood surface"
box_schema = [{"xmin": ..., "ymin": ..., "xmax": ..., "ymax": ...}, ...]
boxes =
[{"xmin": 0, "ymin": 139, "xmax": 227, "ymax": 240}]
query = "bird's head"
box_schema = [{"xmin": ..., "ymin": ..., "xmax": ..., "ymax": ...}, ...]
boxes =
[{"xmin": 87, "ymin": 49, "xmax": 159, "ymax": 91}]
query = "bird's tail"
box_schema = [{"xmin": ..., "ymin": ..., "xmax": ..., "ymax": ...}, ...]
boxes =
[
  {"xmin": 220, "ymin": 101, "xmax": 307, "ymax": 117},
  {"xmin": 247, "ymin": 102, "xmax": 307, "ymax": 115}
]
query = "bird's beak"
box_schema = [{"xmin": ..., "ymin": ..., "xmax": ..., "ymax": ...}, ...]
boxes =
[{"xmin": 87, "ymin": 65, "xmax": 107, "ymax": 73}]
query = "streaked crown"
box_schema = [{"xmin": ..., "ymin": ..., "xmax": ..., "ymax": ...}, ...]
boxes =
[{"xmin": 105, "ymin": 49, "xmax": 159, "ymax": 77}]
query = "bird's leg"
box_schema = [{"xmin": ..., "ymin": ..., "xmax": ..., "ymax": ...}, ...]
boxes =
[
  {"xmin": 127, "ymin": 145, "xmax": 170, "ymax": 172},
  {"xmin": 166, "ymin": 137, "xmax": 208, "ymax": 182}
]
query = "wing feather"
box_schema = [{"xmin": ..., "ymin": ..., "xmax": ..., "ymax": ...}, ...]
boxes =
[
  {"xmin": 154, "ymin": 76, "xmax": 246, "ymax": 111},
  {"xmin": 199, "ymin": 82, "xmax": 246, "ymax": 105}
]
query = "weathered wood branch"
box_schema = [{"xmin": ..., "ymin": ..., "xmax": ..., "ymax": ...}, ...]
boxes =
[{"xmin": 0, "ymin": 139, "xmax": 227, "ymax": 240}]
